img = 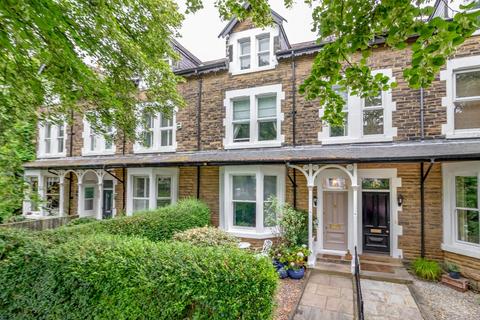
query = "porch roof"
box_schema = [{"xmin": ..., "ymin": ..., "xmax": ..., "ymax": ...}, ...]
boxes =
[{"xmin": 24, "ymin": 139, "xmax": 480, "ymax": 170}]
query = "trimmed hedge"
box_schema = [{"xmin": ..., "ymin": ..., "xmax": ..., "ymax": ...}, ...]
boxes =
[
  {"xmin": 49, "ymin": 198, "xmax": 211, "ymax": 242},
  {"xmin": 173, "ymin": 226, "xmax": 240, "ymax": 248},
  {"xmin": 0, "ymin": 233, "xmax": 278, "ymax": 319}
]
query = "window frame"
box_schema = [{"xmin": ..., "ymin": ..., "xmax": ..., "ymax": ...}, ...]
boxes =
[
  {"xmin": 83, "ymin": 184, "xmax": 96, "ymax": 213},
  {"xmin": 132, "ymin": 175, "xmax": 150, "ymax": 212},
  {"xmin": 256, "ymin": 33, "xmax": 270, "ymax": 67},
  {"xmin": 156, "ymin": 175, "xmax": 173, "ymax": 208},
  {"xmin": 362, "ymin": 92, "xmax": 385, "ymax": 136},
  {"xmin": 452, "ymin": 68, "xmax": 480, "ymax": 131},
  {"xmin": 441, "ymin": 55, "xmax": 480, "ymax": 139},
  {"xmin": 224, "ymin": 84, "xmax": 285, "ymax": 149},
  {"xmin": 82, "ymin": 119, "xmax": 116, "ymax": 156},
  {"xmin": 238, "ymin": 37, "xmax": 251, "ymax": 70},
  {"xmin": 38, "ymin": 122, "xmax": 67, "ymax": 158},
  {"xmin": 126, "ymin": 167, "xmax": 178, "ymax": 215},
  {"xmin": 133, "ymin": 106, "xmax": 177, "ymax": 154},
  {"xmin": 222, "ymin": 165, "xmax": 285, "ymax": 238},
  {"xmin": 442, "ymin": 162, "xmax": 480, "ymax": 259}
]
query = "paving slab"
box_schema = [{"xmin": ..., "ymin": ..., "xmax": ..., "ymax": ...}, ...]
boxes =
[{"xmin": 361, "ymin": 279, "xmax": 423, "ymax": 320}]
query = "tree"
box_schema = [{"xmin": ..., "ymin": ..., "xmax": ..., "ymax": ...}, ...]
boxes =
[{"xmin": 0, "ymin": 0, "xmax": 478, "ymax": 221}]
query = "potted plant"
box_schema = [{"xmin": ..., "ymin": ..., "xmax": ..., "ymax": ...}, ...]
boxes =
[
  {"xmin": 446, "ymin": 262, "xmax": 461, "ymax": 279},
  {"xmin": 283, "ymin": 245, "xmax": 310, "ymax": 279}
]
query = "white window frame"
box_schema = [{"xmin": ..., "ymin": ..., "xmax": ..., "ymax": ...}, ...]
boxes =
[
  {"xmin": 228, "ymin": 27, "xmax": 278, "ymax": 75},
  {"xmin": 221, "ymin": 165, "xmax": 285, "ymax": 238},
  {"xmin": 83, "ymin": 184, "xmax": 96, "ymax": 214},
  {"xmin": 318, "ymin": 69, "xmax": 397, "ymax": 144},
  {"xmin": 133, "ymin": 108, "xmax": 177, "ymax": 154},
  {"xmin": 223, "ymin": 84, "xmax": 285, "ymax": 149},
  {"xmin": 23, "ymin": 170, "xmax": 42, "ymax": 216},
  {"xmin": 441, "ymin": 55, "xmax": 480, "ymax": 138},
  {"xmin": 81, "ymin": 119, "xmax": 116, "ymax": 156},
  {"xmin": 38, "ymin": 122, "xmax": 67, "ymax": 158},
  {"xmin": 442, "ymin": 161, "xmax": 480, "ymax": 259},
  {"xmin": 256, "ymin": 33, "xmax": 270, "ymax": 68},
  {"xmin": 362, "ymin": 92, "xmax": 385, "ymax": 136},
  {"xmin": 238, "ymin": 37, "xmax": 251, "ymax": 71},
  {"xmin": 126, "ymin": 167, "xmax": 178, "ymax": 215}
]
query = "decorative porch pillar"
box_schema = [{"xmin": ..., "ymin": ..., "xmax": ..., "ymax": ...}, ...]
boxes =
[
  {"xmin": 58, "ymin": 173, "xmax": 65, "ymax": 217},
  {"xmin": 76, "ymin": 170, "xmax": 85, "ymax": 217},
  {"xmin": 351, "ymin": 163, "xmax": 359, "ymax": 274},
  {"xmin": 96, "ymin": 170, "xmax": 106, "ymax": 220}
]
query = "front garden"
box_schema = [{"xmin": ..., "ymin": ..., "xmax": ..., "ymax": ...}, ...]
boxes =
[{"xmin": 0, "ymin": 198, "xmax": 310, "ymax": 319}]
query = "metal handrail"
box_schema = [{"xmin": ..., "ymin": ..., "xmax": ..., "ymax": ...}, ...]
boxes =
[{"xmin": 354, "ymin": 246, "xmax": 364, "ymax": 320}]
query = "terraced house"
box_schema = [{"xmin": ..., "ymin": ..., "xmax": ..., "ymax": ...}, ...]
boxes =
[{"xmin": 23, "ymin": 2, "xmax": 480, "ymax": 285}]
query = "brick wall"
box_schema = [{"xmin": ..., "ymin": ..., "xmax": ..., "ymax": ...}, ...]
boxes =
[{"xmin": 444, "ymin": 251, "xmax": 480, "ymax": 288}]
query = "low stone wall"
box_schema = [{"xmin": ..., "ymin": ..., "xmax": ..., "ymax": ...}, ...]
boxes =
[{"xmin": 0, "ymin": 215, "xmax": 78, "ymax": 231}]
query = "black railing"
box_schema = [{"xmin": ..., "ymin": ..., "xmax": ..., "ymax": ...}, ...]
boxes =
[{"xmin": 354, "ymin": 246, "xmax": 364, "ymax": 320}]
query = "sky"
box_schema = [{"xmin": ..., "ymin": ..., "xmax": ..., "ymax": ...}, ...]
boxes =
[{"xmin": 177, "ymin": 0, "xmax": 316, "ymax": 62}]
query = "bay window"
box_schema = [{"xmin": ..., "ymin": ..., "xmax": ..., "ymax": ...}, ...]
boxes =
[
  {"xmin": 223, "ymin": 166, "xmax": 285, "ymax": 237},
  {"xmin": 127, "ymin": 168, "xmax": 178, "ymax": 215},
  {"xmin": 224, "ymin": 84, "xmax": 284, "ymax": 149},
  {"xmin": 443, "ymin": 162, "xmax": 480, "ymax": 259}
]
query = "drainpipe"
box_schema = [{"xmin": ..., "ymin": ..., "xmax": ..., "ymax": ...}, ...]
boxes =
[
  {"xmin": 291, "ymin": 50, "xmax": 297, "ymax": 208},
  {"xmin": 196, "ymin": 73, "xmax": 203, "ymax": 199},
  {"xmin": 420, "ymin": 159, "xmax": 434, "ymax": 258}
]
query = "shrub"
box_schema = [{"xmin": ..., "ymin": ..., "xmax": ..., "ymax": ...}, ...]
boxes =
[
  {"xmin": 267, "ymin": 199, "xmax": 308, "ymax": 247},
  {"xmin": 173, "ymin": 226, "xmax": 239, "ymax": 248},
  {"xmin": 66, "ymin": 217, "xmax": 97, "ymax": 226},
  {"xmin": 48, "ymin": 198, "xmax": 211, "ymax": 243},
  {"xmin": 0, "ymin": 234, "xmax": 278, "ymax": 320},
  {"xmin": 411, "ymin": 258, "xmax": 442, "ymax": 281}
]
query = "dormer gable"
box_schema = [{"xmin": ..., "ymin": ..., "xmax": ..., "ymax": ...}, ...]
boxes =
[
  {"xmin": 219, "ymin": 5, "xmax": 290, "ymax": 75},
  {"xmin": 171, "ymin": 39, "xmax": 201, "ymax": 70}
]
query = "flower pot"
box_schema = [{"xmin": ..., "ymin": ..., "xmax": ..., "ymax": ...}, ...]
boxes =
[
  {"xmin": 278, "ymin": 267, "xmax": 288, "ymax": 279},
  {"xmin": 449, "ymin": 271, "xmax": 460, "ymax": 279},
  {"xmin": 287, "ymin": 268, "xmax": 305, "ymax": 279}
]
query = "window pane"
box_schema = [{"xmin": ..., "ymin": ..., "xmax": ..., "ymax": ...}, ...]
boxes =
[
  {"xmin": 330, "ymin": 113, "xmax": 348, "ymax": 137},
  {"xmin": 258, "ymin": 52, "xmax": 270, "ymax": 67},
  {"xmin": 103, "ymin": 180, "xmax": 113, "ymax": 189},
  {"xmin": 161, "ymin": 130, "xmax": 172, "ymax": 146},
  {"xmin": 156, "ymin": 199, "xmax": 171, "ymax": 208},
  {"xmin": 363, "ymin": 109, "xmax": 384, "ymax": 135},
  {"xmin": 454, "ymin": 100, "xmax": 480, "ymax": 130},
  {"xmin": 45, "ymin": 124, "xmax": 52, "ymax": 138},
  {"xmin": 105, "ymin": 136, "xmax": 113, "ymax": 150},
  {"xmin": 234, "ymin": 202, "xmax": 256, "ymax": 227},
  {"xmin": 264, "ymin": 176, "xmax": 277, "ymax": 201},
  {"xmin": 160, "ymin": 115, "xmax": 172, "ymax": 127},
  {"xmin": 134, "ymin": 177, "xmax": 149, "ymax": 198},
  {"xmin": 45, "ymin": 177, "xmax": 59, "ymax": 212},
  {"xmin": 258, "ymin": 96, "xmax": 276, "ymax": 118},
  {"xmin": 362, "ymin": 178, "xmax": 390, "ymax": 190},
  {"xmin": 239, "ymin": 39, "xmax": 250, "ymax": 55},
  {"xmin": 233, "ymin": 123, "xmax": 250, "ymax": 141},
  {"xmin": 455, "ymin": 176, "xmax": 478, "ymax": 208},
  {"xmin": 27, "ymin": 177, "xmax": 39, "ymax": 211},
  {"xmin": 157, "ymin": 177, "xmax": 171, "ymax": 198},
  {"xmin": 456, "ymin": 70, "xmax": 480, "ymax": 98},
  {"xmin": 365, "ymin": 94, "xmax": 382, "ymax": 107},
  {"xmin": 84, "ymin": 186, "xmax": 94, "ymax": 199},
  {"xmin": 258, "ymin": 121, "xmax": 277, "ymax": 141},
  {"xmin": 258, "ymin": 36, "xmax": 269, "ymax": 52},
  {"xmin": 133, "ymin": 199, "xmax": 149, "ymax": 211},
  {"xmin": 84, "ymin": 199, "xmax": 94, "ymax": 211},
  {"xmin": 457, "ymin": 209, "xmax": 479, "ymax": 244},
  {"xmin": 240, "ymin": 56, "xmax": 250, "ymax": 70},
  {"xmin": 232, "ymin": 175, "xmax": 256, "ymax": 201},
  {"xmin": 333, "ymin": 86, "xmax": 348, "ymax": 104},
  {"xmin": 57, "ymin": 138, "xmax": 64, "ymax": 153},
  {"xmin": 142, "ymin": 131, "xmax": 153, "ymax": 148},
  {"xmin": 233, "ymin": 99, "xmax": 250, "ymax": 120}
]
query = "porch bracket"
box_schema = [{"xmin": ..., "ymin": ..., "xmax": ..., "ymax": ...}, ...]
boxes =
[
  {"xmin": 105, "ymin": 169, "xmax": 124, "ymax": 184},
  {"xmin": 420, "ymin": 158, "xmax": 435, "ymax": 258}
]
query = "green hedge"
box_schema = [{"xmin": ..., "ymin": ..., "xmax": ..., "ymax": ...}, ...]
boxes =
[
  {"xmin": 0, "ymin": 233, "xmax": 278, "ymax": 320},
  {"xmin": 49, "ymin": 198, "xmax": 211, "ymax": 242}
]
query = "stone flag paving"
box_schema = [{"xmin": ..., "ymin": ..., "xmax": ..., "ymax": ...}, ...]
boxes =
[{"xmin": 293, "ymin": 272, "xmax": 423, "ymax": 320}]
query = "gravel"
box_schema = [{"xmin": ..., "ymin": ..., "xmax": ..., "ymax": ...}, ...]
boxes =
[
  {"xmin": 274, "ymin": 275, "xmax": 308, "ymax": 320},
  {"xmin": 411, "ymin": 279, "xmax": 480, "ymax": 320}
]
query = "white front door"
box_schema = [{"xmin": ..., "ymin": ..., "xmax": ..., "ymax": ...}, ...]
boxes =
[{"xmin": 323, "ymin": 191, "xmax": 348, "ymax": 251}]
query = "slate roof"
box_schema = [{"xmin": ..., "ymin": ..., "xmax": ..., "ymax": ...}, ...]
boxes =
[{"xmin": 24, "ymin": 139, "xmax": 480, "ymax": 169}]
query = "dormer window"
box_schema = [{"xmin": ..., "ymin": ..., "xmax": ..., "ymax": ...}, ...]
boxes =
[
  {"xmin": 257, "ymin": 34, "xmax": 270, "ymax": 67},
  {"xmin": 239, "ymin": 38, "xmax": 251, "ymax": 70},
  {"xmin": 38, "ymin": 122, "xmax": 67, "ymax": 158}
]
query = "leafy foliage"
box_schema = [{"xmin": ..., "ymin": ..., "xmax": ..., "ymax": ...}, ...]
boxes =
[
  {"xmin": 173, "ymin": 226, "xmax": 239, "ymax": 248},
  {"xmin": 49, "ymin": 198, "xmax": 211, "ymax": 242},
  {"xmin": 411, "ymin": 258, "xmax": 442, "ymax": 281},
  {"xmin": 267, "ymin": 199, "xmax": 308, "ymax": 247},
  {"xmin": 272, "ymin": 244, "xmax": 310, "ymax": 271},
  {"xmin": 0, "ymin": 232, "xmax": 278, "ymax": 319}
]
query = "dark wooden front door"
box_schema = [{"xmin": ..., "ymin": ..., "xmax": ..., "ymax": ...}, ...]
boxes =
[
  {"xmin": 102, "ymin": 189, "xmax": 113, "ymax": 219},
  {"xmin": 362, "ymin": 192, "xmax": 390, "ymax": 253}
]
